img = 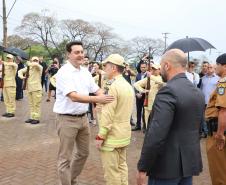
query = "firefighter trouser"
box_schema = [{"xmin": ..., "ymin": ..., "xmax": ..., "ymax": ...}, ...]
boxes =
[
  {"xmin": 100, "ymin": 147, "xmax": 128, "ymax": 185},
  {"xmin": 144, "ymin": 108, "xmax": 151, "ymax": 128},
  {"xmin": 28, "ymin": 90, "xmax": 42, "ymax": 120},
  {"xmin": 3, "ymin": 86, "xmax": 16, "ymax": 113},
  {"xmin": 206, "ymin": 135, "xmax": 226, "ymax": 185}
]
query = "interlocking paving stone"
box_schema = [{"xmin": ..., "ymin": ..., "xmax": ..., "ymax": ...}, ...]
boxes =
[{"xmin": 0, "ymin": 94, "xmax": 211, "ymax": 185}]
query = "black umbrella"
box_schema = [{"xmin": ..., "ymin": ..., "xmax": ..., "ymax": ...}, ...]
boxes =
[
  {"xmin": 4, "ymin": 46, "xmax": 29, "ymax": 60},
  {"xmin": 166, "ymin": 37, "xmax": 216, "ymax": 61}
]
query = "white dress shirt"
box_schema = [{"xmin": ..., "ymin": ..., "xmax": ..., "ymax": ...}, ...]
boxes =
[
  {"xmin": 201, "ymin": 74, "xmax": 220, "ymax": 104},
  {"xmin": 53, "ymin": 61, "xmax": 99, "ymax": 114},
  {"xmin": 185, "ymin": 71, "xmax": 200, "ymax": 86}
]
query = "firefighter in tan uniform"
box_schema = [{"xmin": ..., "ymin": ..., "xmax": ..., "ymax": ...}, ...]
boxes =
[
  {"xmin": 133, "ymin": 64, "xmax": 164, "ymax": 128},
  {"xmin": 2, "ymin": 54, "xmax": 18, "ymax": 118},
  {"xmin": 18, "ymin": 56, "xmax": 43, "ymax": 124},
  {"xmin": 95, "ymin": 54, "xmax": 134, "ymax": 185},
  {"xmin": 205, "ymin": 53, "xmax": 226, "ymax": 185}
]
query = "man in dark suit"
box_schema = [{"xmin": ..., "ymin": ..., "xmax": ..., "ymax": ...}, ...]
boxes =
[
  {"xmin": 137, "ymin": 49, "xmax": 205, "ymax": 185},
  {"xmin": 132, "ymin": 62, "xmax": 147, "ymax": 131},
  {"xmin": 15, "ymin": 56, "xmax": 25, "ymax": 100}
]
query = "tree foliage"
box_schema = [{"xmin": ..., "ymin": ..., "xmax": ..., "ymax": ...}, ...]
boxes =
[{"xmin": 15, "ymin": 10, "xmax": 165, "ymax": 62}]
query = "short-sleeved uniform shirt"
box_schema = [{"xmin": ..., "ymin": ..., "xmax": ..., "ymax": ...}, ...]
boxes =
[
  {"xmin": 53, "ymin": 61, "xmax": 99, "ymax": 114},
  {"xmin": 205, "ymin": 77, "xmax": 226, "ymax": 119}
]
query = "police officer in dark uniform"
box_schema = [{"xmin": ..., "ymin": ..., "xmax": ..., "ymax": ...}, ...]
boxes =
[{"xmin": 205, "ymin": 53, "xmax": 226, "ymax": 185}]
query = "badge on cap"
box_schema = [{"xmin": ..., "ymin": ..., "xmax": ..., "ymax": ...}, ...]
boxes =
[{"xmin": 217, "ymin": 87, "xmax": 225, "ymax": 95}]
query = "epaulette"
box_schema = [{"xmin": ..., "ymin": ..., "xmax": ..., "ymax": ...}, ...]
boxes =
[{"xmin": 219, "ymin": 77, "xmax": 226, "ymax": 83}]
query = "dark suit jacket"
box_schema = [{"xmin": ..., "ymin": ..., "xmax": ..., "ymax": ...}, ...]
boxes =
[{"xmin": 138, "ymin": 73, "xmax": 205, "ymax": 179}]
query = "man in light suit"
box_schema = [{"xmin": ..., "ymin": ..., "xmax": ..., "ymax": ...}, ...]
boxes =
[{"xmin": 137, "ymin": 49, "xmax": 205, "ymax": 185}]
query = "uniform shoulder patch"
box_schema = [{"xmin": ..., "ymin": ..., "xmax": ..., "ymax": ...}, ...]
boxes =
[
  {"xmin": 217, "ymin": 87, "xmax": 225, "ymax": 95},
  {"xmin": 104, "ymin": 79, "xmax": 115, "ymax": 94}
]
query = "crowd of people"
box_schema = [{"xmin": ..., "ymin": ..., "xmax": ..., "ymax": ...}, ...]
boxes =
[{"xmin": 0, "ymin": 41, "xmax": 225, "ymax": 185}]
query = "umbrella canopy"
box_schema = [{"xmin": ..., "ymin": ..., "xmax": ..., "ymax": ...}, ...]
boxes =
[
  {"xmin": 166, "ymin": 37, "xmax": 216, "ymax": 61},
  {"xmin": 166, "ymin": 37, "xmax": 215, "ymax": 53},
  {"xmin": 4, "ymin": 46, "xmax": 29, "ymax": 60}
]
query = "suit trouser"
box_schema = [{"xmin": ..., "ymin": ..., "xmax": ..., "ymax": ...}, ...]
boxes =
[
  {"xmin": 16, "ymin": 77, "xmax": 23, "ymax": 100},
  {"xmin": 100, "ymin": 147, "xmax": 128, "ymax": 185},
  {"xmin": 28, "ymin": 90, "xmax": 42, "ymax": 120},
  {"xmin": 144, "ymin": 108, "xmax": 151, "ymax": 128},
  {"xmin": 136, "ymin": 97, "xmax": 145, "ymax": 128},
  {"xmin": 206, "ymin": 136, "xmax": 226, "ymax": 185},
  {"xmin": 56, "ymin": 115, "xmax": 90, "ymax": 185},
  {"xmin": 3, "ymin": 86, "xmax": 16, "ymax": 113}
]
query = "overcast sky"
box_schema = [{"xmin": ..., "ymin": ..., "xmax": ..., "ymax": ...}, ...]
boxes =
[{"xmin": 1, "ymin": 0, "xmax": 225, "ymax": 62}]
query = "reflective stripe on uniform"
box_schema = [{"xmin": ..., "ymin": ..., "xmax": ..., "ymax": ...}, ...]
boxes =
[{"xmin": 104, "ymin": 137, "xmax": 130, "ymax": 147}]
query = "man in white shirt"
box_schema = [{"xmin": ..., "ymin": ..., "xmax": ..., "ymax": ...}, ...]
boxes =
[
  {"xmin": 186, "ymin": 62, "xmax": 200, "ymax": 86},
  {"xmin": 53, "ymin": 41, "xmax": 114, "ymax": 185}
]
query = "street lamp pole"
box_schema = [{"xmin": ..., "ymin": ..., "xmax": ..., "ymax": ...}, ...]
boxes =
[{"xmin": 162, "ymin": 32, "xmax": 170, "ymax": 51}]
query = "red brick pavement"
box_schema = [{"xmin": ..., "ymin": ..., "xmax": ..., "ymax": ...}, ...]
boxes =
[{"xmin": 0, "ymin": 95, "xmax": 212, "ymax": 185}]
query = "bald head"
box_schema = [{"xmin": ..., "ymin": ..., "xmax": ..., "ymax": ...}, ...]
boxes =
[
  {"xmin": 162, "ymin": 49, "xmax": 187, "ymax": 68},
  {"xmin": 160, "ymin": 49, "xmax": 187, "ymax": 82}
]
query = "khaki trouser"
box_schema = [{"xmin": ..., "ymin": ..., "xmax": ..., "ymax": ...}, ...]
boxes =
[
  {"xmin": 144, "ymin": 108, "xmax": 151, "ymax": 128},
  {"xmin": 28, "ymin": 90, "xmax": 42, "ymax": 120},
  {"xmin": 100, "ymin": 147, "xmax": 128, "ymax": 185},
  {"xmin": 206, "ymin": 135, "xmax": 226, "ymax": 185},
  {"xmin": 56, "ymin": 115, "xmax": 90, "ymax": 185},
  {"xmin": 3, "ymin": 86, "xmax": 16, "ymax": 113}
]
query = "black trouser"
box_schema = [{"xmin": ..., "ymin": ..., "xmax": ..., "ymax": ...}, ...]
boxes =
[
  {"xmin": 16, "ymin": 77, "xmax": 23, "ymax": 100},
  {"xmin": 88, "ymin": 93, "xmax": 95, "ymax": 120},
  {"xmin": 136, "ymin": 96, "xmax": 145, "ymax": 128},
  {"xmin": 41, "ymin": 77, "xmax": 48, "ymax": 92}
]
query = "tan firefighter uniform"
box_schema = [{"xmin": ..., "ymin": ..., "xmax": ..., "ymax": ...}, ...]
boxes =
[
  {"xmin": 3, "ymin": 54, "xmax": 18, "ymax": 114},
  {"xmin": 205, "ymin": 76, "xmax": 226, "ymax": 185},
  {"xmin": 97, "ymin": 54, "xmax": 134, "ymax": 185},
  {"xmin": 49, "ymin": 74, "xmax": 56, "ymax": 88},
  {"xmin": 133, "ymin": 74, "xmax": 164, "ymax": 127},
  {"xmin": 93, "ymin": 70, "xmax": 107, "ymax": 124},
  {"xmin": 18, "ymin": 57, "xmax": 43, "ymax": 120}
]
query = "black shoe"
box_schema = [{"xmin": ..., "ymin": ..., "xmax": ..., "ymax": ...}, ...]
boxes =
[
  {"xmin": 30, "ymin": 120, "xmax": 40, "ymax": 124},
  {"xmin": 130, "ymin": 122, "xmax": 135, "ymax": 126},
  {"xmin": 2, "ymin": 113, "xmax": 8, "ymax": 117},
  {"xmin": 132, "ymin": 126, "xmax": 141, "ymax": 131},
  {"xmin": 46, "ymin": 99, "xmax": 50, "ymax": 102},
  {"xmin": 4, "ymin": 113, "xmax": 15, "ymax": 118},
  {"xmin": 25, "ymin": 119, "xmax": 33, "ymax": 123}
]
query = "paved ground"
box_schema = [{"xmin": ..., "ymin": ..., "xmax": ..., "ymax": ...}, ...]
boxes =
[{"xmin": 0, "ymin": 94, "xmax": 212, "ymax": 185}]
